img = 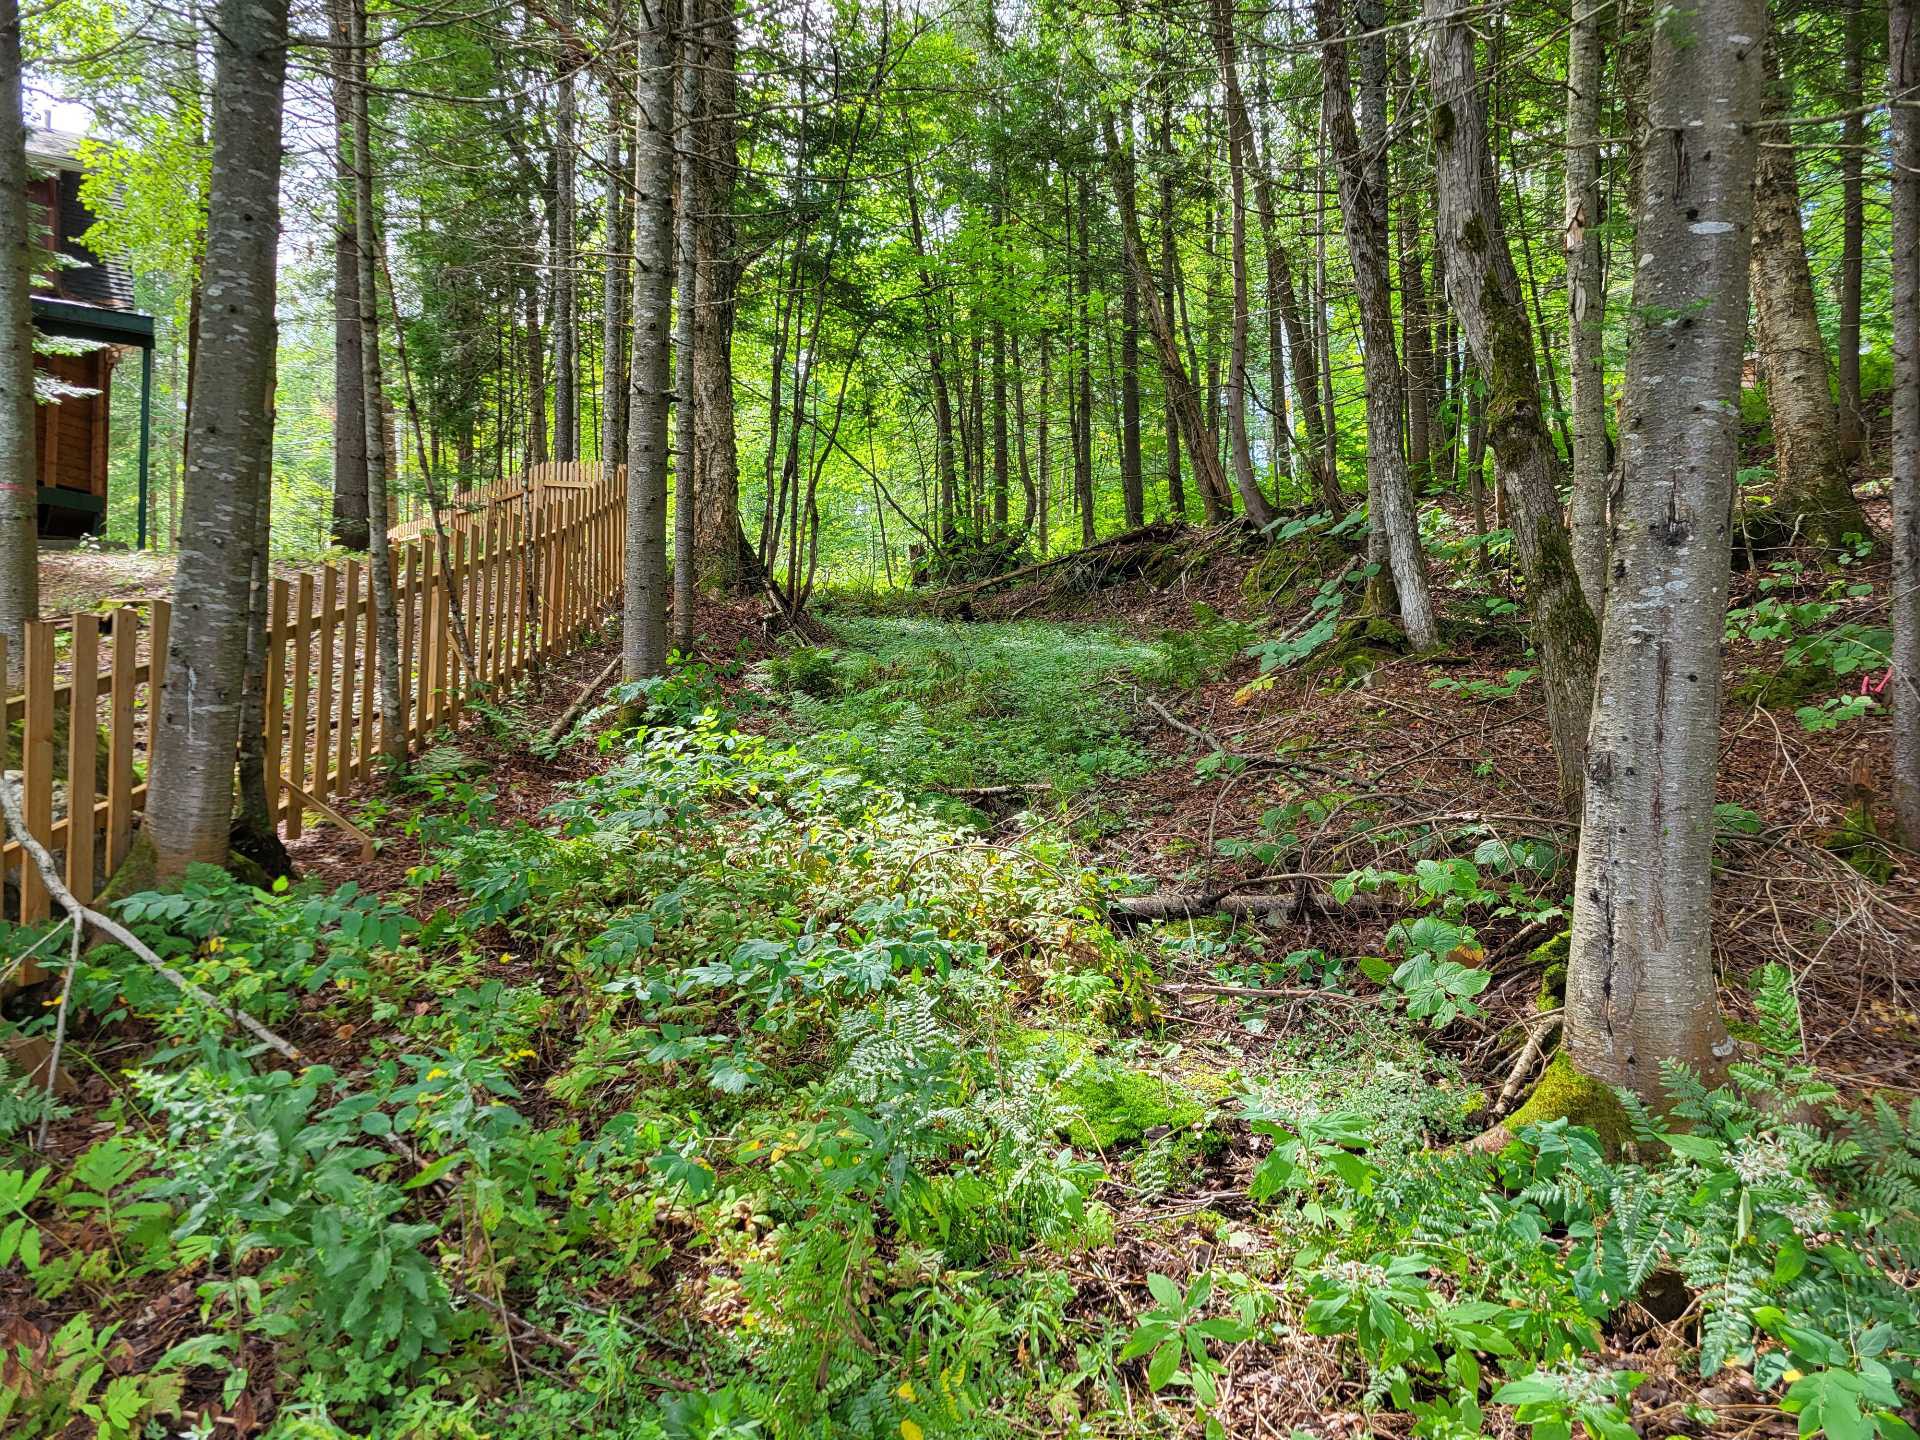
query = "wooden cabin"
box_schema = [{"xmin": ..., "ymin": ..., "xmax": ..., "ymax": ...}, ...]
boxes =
[{"xmin": 26, "ymin": 130, "xmax": 155, "ymax": 542}]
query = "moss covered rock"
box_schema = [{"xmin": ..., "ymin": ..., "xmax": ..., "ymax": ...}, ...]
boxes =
[{"xmin": 1311, "ymin": 614, "xmax": 1411, "ymax": 685}]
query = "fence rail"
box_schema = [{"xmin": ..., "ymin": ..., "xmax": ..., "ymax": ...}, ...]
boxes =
[{"xmin": 2, "ymin": 467, "xmax": 626, "ymax": 955}]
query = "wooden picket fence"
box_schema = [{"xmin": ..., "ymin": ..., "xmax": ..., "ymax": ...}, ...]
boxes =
[
  {"xmin": 1, "ymin": 465, "xmax": 626, "ymax": 937},
  {"xmin": 387, "ymin": 460, "xmax": 615, "ymax": 542}
]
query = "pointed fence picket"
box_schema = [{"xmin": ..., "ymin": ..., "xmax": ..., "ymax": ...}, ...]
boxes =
[{"xmin": 1, "ymin": 467, "xmax": 626, "ymax": 979}]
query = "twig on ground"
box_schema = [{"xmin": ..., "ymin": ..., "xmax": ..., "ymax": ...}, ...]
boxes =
[{"xmin": 542, "ymin": 653, "xmax": 622, "ymax": 748}]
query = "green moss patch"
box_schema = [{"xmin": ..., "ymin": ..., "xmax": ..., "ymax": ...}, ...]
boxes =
[
  {"xmin": 1011, "ymin": 1029, "xmax": 1207, "ymax": 1150},
  {"xmin": 1502, "ymin": 1052, "xmax": 1631, "ymax": 1157}
]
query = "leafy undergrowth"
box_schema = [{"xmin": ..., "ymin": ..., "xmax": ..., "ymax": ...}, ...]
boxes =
[
  {"xmin": 1, "ymin": 640, "xmax": 1917, "ymax": 1440},
  {"xmin": 760, "ymin": 616, "xmax": 1164, "ymax": 801}
]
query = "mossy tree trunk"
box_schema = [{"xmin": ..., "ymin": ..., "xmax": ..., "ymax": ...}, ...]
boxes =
[
  {"xmin": 1425, "ymin": 0, "xmax": 1600, "ymax": 818},
  {"xmin": 1565, "ymin": 0, "xmax": 1766, "ymax": 1107}
]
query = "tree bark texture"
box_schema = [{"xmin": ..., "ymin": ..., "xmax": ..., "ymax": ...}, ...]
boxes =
[
  {"xmin": 327, "ymin": 0, "xmax": 368, "ymax": 551},
  {"xmin": 602, "ymin": 83, "xmax": 631, "ymax": 481},
  {"xmin": 349, "ymin": 0, "xmax": 403, "ymax": 761},
  {"xmin": 673, "ymin": 14, "xmax": 697, "ymax": 653},
  {"xmin": 1566, "ymin": 0, "xmax": 1608, "ymax": 604},
  {"xmin": 1426, "ymin": 0, "xmax": 1600, "ymax": 818},
  {"xmin": 1749, "ymin": 37, "xmax": 1868, "ymax": 547},
  {"xmin": 146, "ymin": 0, "xmax": 288, "ymax": 876},
  {"xmin": 1838, "ymin": 0, "xmax": 1867, "ymax": 463},
  {"xmin": 1317, "ymin": 0, "xmax": 1437, "ymax": 650},
  {"xmin": 1891, "ymin": 0, "xmax": 1920, "ymax": 843},
  {"xmin": 626, "ymin": 10, "xmax": 674, "ymax": 679},
  {"xmin": 1567, "ymin": 1, "xmax": 1767, "ymax": 1105},
  {"xmin": 552, "ymin": 0, "xmax": 578, "ymax": 463},
  {"xmin": 0, "ymin": 0, "xmax": 36, "ymax": 675},
  {"xmin": 691, "ymin": 0, "xmax": 745, "ymax": 586}
]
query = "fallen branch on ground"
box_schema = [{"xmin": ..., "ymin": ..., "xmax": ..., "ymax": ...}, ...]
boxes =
[
  {"xmin": 1160, "ymin": 980, "xmax": 1367, "ymax": 1004},
  {"xmin": 930, "ymin": 520, "xmax": 1183, "ymax": 599},
  {"xmin": 542, "ymin": 654, "xmax": 623, "ymax": 748},
  {"xmin": 1106, "ymin": 884, "xmax": 1378, "ymax": 927},
  {"xmin": 1134, "ymin": 691, "xmax": 1349, "ymax": 781}
]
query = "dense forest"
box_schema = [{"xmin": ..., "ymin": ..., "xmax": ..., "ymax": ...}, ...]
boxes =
[{"xmin": 0, "ymin": 0, "xmax": 1918, "ymax": 1436}]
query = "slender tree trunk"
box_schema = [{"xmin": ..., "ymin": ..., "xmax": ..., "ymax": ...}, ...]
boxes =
[
  {"xmin": 1075, "ymin": 169, "xmax": 1096, "ymax": 546},
  {"xmin": 1891, "ymin": 0, "xmax": 1920, "ymax": 844},
  {"xmin": 692, "ymin": 0, "xmax": 745, "ymax": 587},
  {"xmin": 1038, "ymin": 330, "xmax": 1052, "ymax": 553},
  {"xmin": 602, "ymin": 84, "xmax": 631, "ymax": 481},
  {"xmin": 1566, "ymin": 0, "xmax": 1608, "ymax": 604},
  {"xmin": 1209, "ymin": 0, "xmax": 1276, "ymax": 529},
  {"xmin": 0, "ymin": 0, "xmax": 34, "ymax": 678},
  {"xmin": 1120, "ymin": 192, "xmax": 1145, "ymax": 528},
  {"xmin": 1396, "ymin": 161, "xmax": 1433, "ymax": 485},
  {"xmin": 1750, "ymin": 37, "xmax": 1868, "ymax": 548},
  {"xmin": 146, "ymin": 0, "xmax": 287, "ymax": 877},
  {"xmin": 672, "ymin": 8, "xmax": 697, "ymax": 653},
  {"xmin": 626, "ymin": 3, "xmax": 674, "ymax": 679},
  {"xmin": 1159, "ymin": 87, "xmax": 1184, "ymax": 519},
  {"xmin": 327, "ymin": 0, "xmax": 368, "ymax": 551},
  {"xmin": 1011, "ymin": 329, "xmax": 1036, "ymax": 532},
  {"xmin": 552, "ymin": 0, "xmax": 577, "ymax": 462},
  {"xmin": 1567, "ymin": 0, "xmax": 1766, "ymax": 1107},
  {"xmin": 992, "ymin": 312, "xmax": 1010, "ymax": 530},
  {"xmin": 1318, "ymin": 0, "xmax": 1437, "ymax": 650},
  {"xmin": 905, "ymin": 149, "xmax": 959, "ymax": 538},
  {"xmin": 350, "ymin": 0, "xmax": 402, "ymax": 760},
  {"xmin": 1427, "ymin": 0, "xmax": 1600, "ymax": 818},
  {"xmin": 1103, "ymin": 112, "xmax": 1232, "ymax": 537},
  {"xmin": 1838, "ymin": 0, "xmax": 1867, "ymax": 463}
]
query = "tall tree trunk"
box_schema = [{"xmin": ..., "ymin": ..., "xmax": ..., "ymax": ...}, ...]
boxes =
[
  {"xmin": 0, "ymin": 0, "xmax": 34, "ymax": 678},
  {"xmin": 1396, "ymin": 150, "xmax": 1433, "ymax": 485},
  {"xmin": 1037, "ymin": 328, "xmax": 1052, "ymax": 553},
  {"xmin": 625, "ymin": 5, "xmax": 673, "ymax": 679},
  {"xmin": 691, "ymin": 0, "xmax": 745, "ymax": 586},
  {"xmin": 327, "ymin": 0, "xmax": 368, "ymax": 551},
  {"xmin": 1837, "ymin": 0, "xmax": 1867, "ymax": 463},
  {"xmin": 1208, "ymin": 0, "xmax": 1276, "ymax": 529},
  {"xmin": 1891, "ymin": 0, "xmax": 1920, "ymax": 844},
  {"xmin": 1566, "ymin": 0, "xmax": 1608, "ymax": 603},
  {"xmin": 1566, "ymin": 1, "xmax": 1766, "ymax": 1107},
  {"xmin": 672, "ymin": 6, "xmax": 697, "ymax": 653},
  {"xmin": 1120, "ymin": 185, "xmax": 1145, "ymax": 528},
  {"xmin": 1427, "ymin": 0, "xmax": 1600, "ymax": 818},
  {"xmin": 146, "ymin": 0, "xmax": 287, "ymax": 877},
  {"xmin": 552, "ymin": 0, "xmax": 577, "ymax": 462},
  {"xmin": 602, "ymin": 83, "xmax": 631, "ymax": 481},
  {"xmin": 1317, "ymin": 0, "xmax": 1437, "ymax": 650},
  {"xmin": 1159, "ymin": 86, "xmax": 1184, "ymax": 519},
  {"xmin": 1075, "ymin": 169, "xmax": 1096, "ymax": 546},
  {"xmin": 1750, "ymin": 37, "xmax": 1868, "ymax": 547},
  {"xmin": 350, "ymin": 0, "xmax": 402, "ymax": 760},
  {"xmin": 905, "ymin": 149, "xmax": 959, "ymax": 538},
  {"xmin": 1102, "ymin": 111, "xmax": 1232, "ymax": 536},
  {"xmin": 994, "ymin": 315, "xmax": 1011, "ymax": 530}
]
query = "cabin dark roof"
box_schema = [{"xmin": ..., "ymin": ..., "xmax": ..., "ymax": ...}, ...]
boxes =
[{"xmin": 26, "ymin": 129, "xmax": 136, "ymax": 312}]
